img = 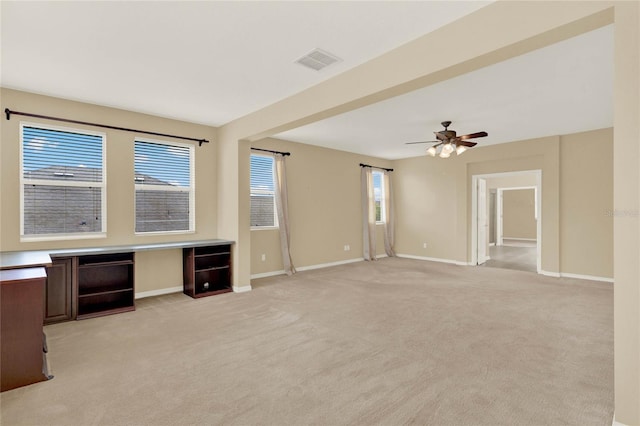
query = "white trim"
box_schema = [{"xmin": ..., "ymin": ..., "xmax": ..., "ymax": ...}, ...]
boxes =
[
  {"xmin": 249, "ymin": 255, "xmax": 400, "ymax": 280},
  {"xmin": 233, "ymin": 285, "xmax": 252, "ymax": 293},
  {"xmin": 397, "ymin": 253, "xmax": 470, "ymax": 266},
  {"xmin": 540, "ymin": 270, "xmax": 561, "ymax": 278},
  {"xmin": 613, "ymin": 415, "xmax": 628, "ymax": 426},
  {"xmin": 296, "ymin": 257, "xmax": 363, "ymax": 272},
  {"xmin": 21, "ymin": 232, "xmax": 107, "ymax": 242},
  {"xmin": 134, "ymin": 137, "xmax": 195, "ymax": 234},
  {"xmin": 135, "ymin": 286, "xmax": 182, "ymax": 299},
  {"xmin": 20, "ymin": 121, "xmax": 107, "ymax": 240},
  {"xmin": 559, "ymin": 272, "xmax": 614, "ymax": 283},
  {"xmin": 613, "ymin": 413, "xmax": 629, "ymax": 426},
  {"xmin": 251, "ymin": 270, "xmax": 286, "ymax": 279},
  {"xmin": 250, "ymin": 226, "xmax": 279, "ymax": 231},
  {"xmin": 472, "ymin": 170, "xmax": 542, "ymax": 273},
  {"xmin": 502, "ymin": 237, "xmax": 537, "ymax": 242}
]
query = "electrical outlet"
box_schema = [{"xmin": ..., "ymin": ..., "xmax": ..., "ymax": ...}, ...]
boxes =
[
  {"xmin": 423, "ymin": 242, "xmax": 427, "ymax": 249},
  {"xmin": 261, "ymin": 254, "xmax": 266, "ymax": 261},
  {"xmin": 344, "ymin": 244, "xmax": 350, "ymax": 251}
]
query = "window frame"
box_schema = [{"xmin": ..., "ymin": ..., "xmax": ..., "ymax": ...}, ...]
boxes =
[
  {"xmin": 19, "ymin": 121, "xmax": 107, "ymax": 242},
  {"xmin": 133, "ymin": 137, "xmax": 195, "ymax": 235},
  {"xmin": 250, "ymin": 153, "xmax": 279, "ymax": 230},
  {"xmin": 372, "ymin": 170, "xmax": 386, "ymax": 224}
]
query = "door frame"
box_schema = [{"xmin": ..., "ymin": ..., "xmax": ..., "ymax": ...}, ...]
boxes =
[{"xmin": 471, "ymin": 170, "xmax": 542, "ymax": 273}]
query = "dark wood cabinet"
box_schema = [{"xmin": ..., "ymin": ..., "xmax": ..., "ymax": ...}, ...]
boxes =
[
  {"xmin": 183, "ymin": 244, "xmax": 232, "ymax": 298},
  {"xmin": 1, "ymin": 267, "xmax": 51, "ymax": 392},
  {"xmin": 77, "ymin": 253, "xmax": 135, "ymax": 319},
  {"xmin": 44, "ymin": 257, "xmax": 73, "ymax": 324}
]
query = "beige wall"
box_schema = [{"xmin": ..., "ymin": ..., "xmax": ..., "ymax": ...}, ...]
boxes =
[
  {"xmin": 393, "ymin": 135, "xmax": 559, "ymax": 270},
  {"xmin": 486, "ymin": 174, "xmax": 537, "ymax": 189},
  {"xmin": 393, "ymin": 128, "xmax": 613, "ymax": 280},
  {"xmin": 502, "ymin": 189, "xmax": 537, "ymax": 240},
  {"xmin": 560, "ymin": 128, "xmax": 613, "ymax": 278},
  {"xmin": 250, "ymin": 138, "xmax": 390, "ymax": 276},
  {"xmin": 0, "ymin": 88, "xmax": 218, "ymax": 294}
]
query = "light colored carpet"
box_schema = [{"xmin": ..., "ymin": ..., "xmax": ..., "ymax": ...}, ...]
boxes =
[{"xmin": 0, "ymin": 258, "xmax": 613, "ymax": 425}]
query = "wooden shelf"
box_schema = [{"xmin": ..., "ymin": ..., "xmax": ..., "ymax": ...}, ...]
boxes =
[
  {"xmin": 76, "ymin": 253, "xmax": 134, "ymax": 318},
  {"xmin": 184, "ymin": 244, "xmax": 232, "ymax": 298}
]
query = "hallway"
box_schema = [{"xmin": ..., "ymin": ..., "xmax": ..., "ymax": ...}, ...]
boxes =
[{"xmin": 483, "ymin": 239, "xmax": 537, "ymax": 273}]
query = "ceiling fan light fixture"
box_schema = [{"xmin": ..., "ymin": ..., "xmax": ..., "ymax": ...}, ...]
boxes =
[
  {"xmin": 456, "ymin": 145, "xmax": 467, "ymax": 155},
  {"xmin": 426, "ymin": 146, "xmax": 437, "ymax": 156},
  {"xmin": 442, "ymin": 143, "xmax": 454, "ymax": 154},
  {"xmin": 439, "ymin": 150, "xmax": 450, "ymax": 158}
]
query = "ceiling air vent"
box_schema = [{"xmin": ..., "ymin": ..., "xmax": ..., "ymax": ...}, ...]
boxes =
[{"xmin": 295, "ymin": 48, "xmax": 341, "ymax": 71}]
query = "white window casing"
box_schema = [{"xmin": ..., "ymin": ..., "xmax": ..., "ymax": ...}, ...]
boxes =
[{"xmin": 20, "ymin": 122, "xmax": 107, "ymax": 241}]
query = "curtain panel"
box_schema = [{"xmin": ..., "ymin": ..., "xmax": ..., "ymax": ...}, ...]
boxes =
[
  {"xmin": 274, "ymin": 154, "xmax": 296, "ymax": 275},
  {"xmin": 361, "ymin": 167, "xmax": 377, "ymax": 261}
]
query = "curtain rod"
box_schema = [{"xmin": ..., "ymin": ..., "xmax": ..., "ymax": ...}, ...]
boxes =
[
  {"xmin": 360, "ymin": 163, "xmax": 393, "ymax": 172},
  {"xmin": 251, "ymin": 147, "xmax": 291, "ymax": 156},
  {"xmin": 5, "ymin": 108, "xmax": 210, "ymax": 146}
]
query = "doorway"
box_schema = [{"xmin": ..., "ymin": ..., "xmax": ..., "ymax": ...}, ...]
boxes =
[{"xmin": 471, "ymin": 171, "xmax": 541, "ymax": 273}]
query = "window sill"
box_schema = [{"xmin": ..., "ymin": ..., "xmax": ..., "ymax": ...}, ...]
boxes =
[
  {"xmin": 21, "ymin": 232, "xmax": 107, "ymax": 243},
  {"xmin": 251, "ymin": 226, "xmax": 279, "ymax": 231},
  {"xmin": 135, "ymin": 230, "xmax": 195, "ymax": 236}
]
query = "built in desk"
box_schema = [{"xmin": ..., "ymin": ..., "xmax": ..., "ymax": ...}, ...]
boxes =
[{"xmin": 0, "ymin": 239, "xmax": 233, "ymax": 391}]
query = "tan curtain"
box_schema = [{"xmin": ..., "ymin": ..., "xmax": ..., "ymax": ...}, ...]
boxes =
[
  {"xmin": 361, "ymin": 167, "xmax": 376, "ymax": 261},
  {"xmin": 383, "ymin": 170, "xmax": 396, "ymax": 257},
  {"xmin": 274, "ymin": 154, "xmax": 296, "ymax": 275}
]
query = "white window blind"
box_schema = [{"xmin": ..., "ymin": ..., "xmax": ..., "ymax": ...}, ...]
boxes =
[
  {"xmin": 21, "ymin": 123, "xmax": 106, "ymax": 239},
  {"xmin": 373, "ymin": 171, "xmax": 385, "ymax": 223},
  {"xmin": 250, "ymin": 154, "xmax": 277, "ymax": 227},
  {"xmin": 134, "ymin": 139, "xmax": 194, "ymax": 233}
]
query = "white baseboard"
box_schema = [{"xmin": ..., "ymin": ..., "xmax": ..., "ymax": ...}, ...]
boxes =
[
  {"xmin": 135, "ymin": 286, "xmax": 182, "ymax": 299},
  {"xmin": 296, "ymin": 257, "xmax": 363, "ymax": 272},
  {"xmin": 251, "ymin": 257, "xmax": 364, "ymax": 280},
  {"xmin": 559, "ymin": 272, "xmax": 614, "ymax": 283},
  {"xmin": 251, "ymin": 270, "xmax": 286, "ymax": 279},
  {"xmin": 397, "ymin": 253, "xmax": 470, "ymax": 266},
  {"xmin": 503, "ymin": 237, "xmax": 537, "ymax": 241},
  {"xmin": 233, "ymin": 285, "xmax": 252, "ymax": 293},
  {"xmin": 540, "ymin": 270, "xmax": 613, "ymax": 283},
  {"xmin": 613, "ymin": 414, "xmax": 628, "ymax": 426}
]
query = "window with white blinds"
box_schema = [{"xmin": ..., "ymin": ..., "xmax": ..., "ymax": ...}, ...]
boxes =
[
  {"xmin": 21, "ymin": 123, "xmax": 106, "ymax": 240},
  {"xmin": 250, "ymin": 154, "xmax": 278, "ymax": 228},
  {"xmin": 134, "ymin": 139, "xmax": 194, "ymax": 233},
  {"xmin": 373, "ymin": 170, "xmax": 386, "ymax": 223}
]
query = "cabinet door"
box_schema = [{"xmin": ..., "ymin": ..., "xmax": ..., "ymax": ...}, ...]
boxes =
[{"xmin": 44, "ymin": 257, "xmax": 73, "ymax": 324}]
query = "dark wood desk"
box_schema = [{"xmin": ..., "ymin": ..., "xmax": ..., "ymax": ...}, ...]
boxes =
[{"xmin": 1, "ymin": 267, "xmax": 51, "ymax": 392}]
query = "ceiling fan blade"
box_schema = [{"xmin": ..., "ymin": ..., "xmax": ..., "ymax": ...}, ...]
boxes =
[
  {"xmin": 459, "ymin": 131, "xmax": 488, "ymax": 140},
  {"xmin": 458, "ymin": 141, "xmax": 477, "ymax": 147},
  {"xmin": 405, "ymin": 140, "xmax": 439, "ymax": 145}
]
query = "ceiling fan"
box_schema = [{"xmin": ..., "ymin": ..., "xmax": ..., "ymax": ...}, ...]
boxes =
[{"xmin": 405, "ymin": 121, "xmax": 488, "ymax": 158}]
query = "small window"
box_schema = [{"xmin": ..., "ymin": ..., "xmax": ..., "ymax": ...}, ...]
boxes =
[
  {"xmin": 373, "ymin": 171, "xmax": 385, "ymax": 223},
  {"xmin": 21, "ymin": 123, "xmax": 106, "ymax": 240},
  {"xmin": 250, "ymin": 154, "xmax": 278, "ymax": 228},
  {"xmin": 134, "ymin": 139, "xmax": 194, "ymax": 233}
]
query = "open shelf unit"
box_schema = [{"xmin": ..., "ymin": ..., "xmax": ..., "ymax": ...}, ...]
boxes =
[
  {"xmin": 183, "ymin": 244, "xmax": 232, "ymax": 298},
  {"xmin": 77, "ymin": 252, "xmax": 134, "ymax": 319}
]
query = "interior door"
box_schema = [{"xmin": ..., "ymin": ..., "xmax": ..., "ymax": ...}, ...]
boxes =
[{"xmin": 477, "ymin": 178, "xmax": 488, "ymax": 264}]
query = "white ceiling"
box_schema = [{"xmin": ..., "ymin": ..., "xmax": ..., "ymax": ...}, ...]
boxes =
[
  {"xmin": 0, "ymin": 1, "xmax": 488, "ymax": 126},
  {"xmin": 276, "ymin": 24, "xmax": 614, "ymax": 159},
  {"xmin": 1, "ymin": 2, "xmax": 612, "ymax": 160}
]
